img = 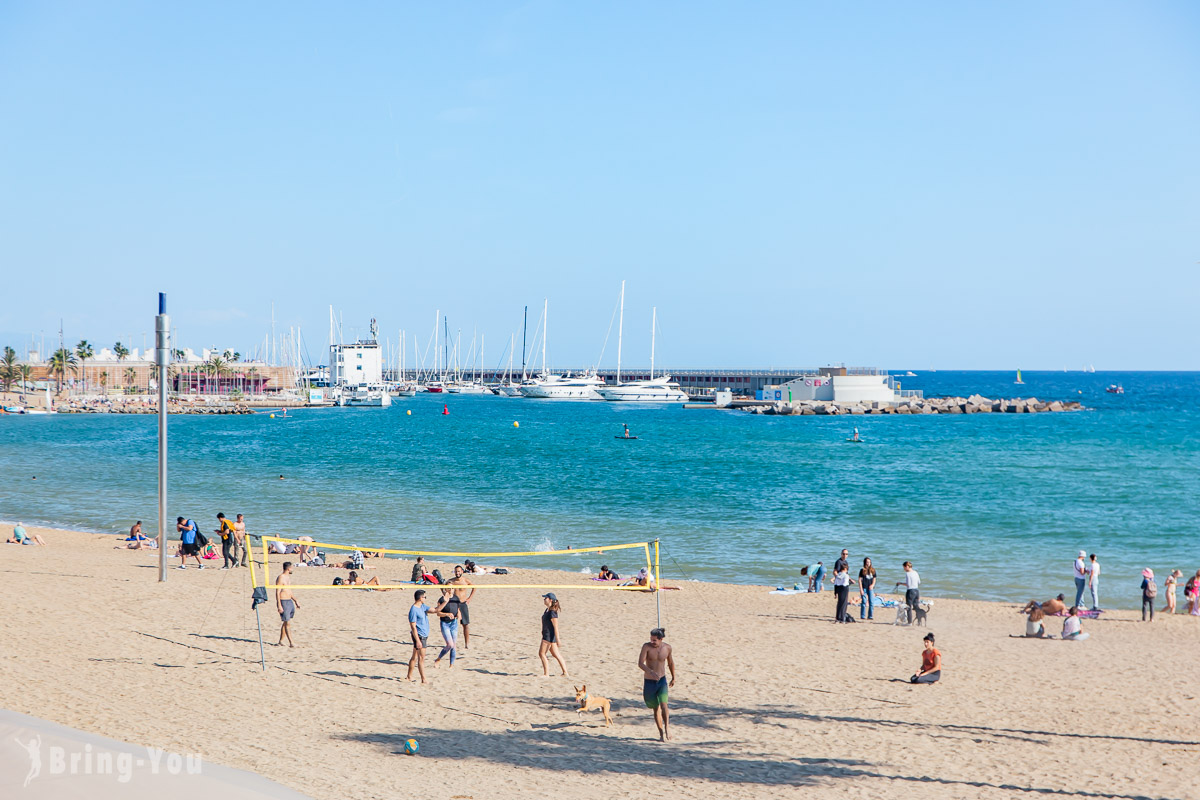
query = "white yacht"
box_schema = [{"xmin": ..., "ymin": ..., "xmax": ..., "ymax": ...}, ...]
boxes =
[
  {"xmin": 597, "ymin": 375, "xmax": 687, "ymax": 402},
  {"xmin": 519, "ymin": 371, "xmax": 605, "ymax": 400},
  {"xmin": 337, "ymin": 386, "xmax": 392, "ymax": 407},
  {"xmin": 597, "ymin": 291, "xmax": 686, "ymax": 403}
]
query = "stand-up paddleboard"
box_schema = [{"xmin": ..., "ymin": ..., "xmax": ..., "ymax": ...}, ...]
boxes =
[
  {"xmin": 615, "ymin": 435, "xmax": 639, "ymax": 440},
  {"xmin": 845, "ymin": 438, "xmax": 865, "ymax": 443}
]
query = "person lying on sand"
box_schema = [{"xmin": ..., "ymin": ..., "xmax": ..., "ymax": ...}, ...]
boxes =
[{"xmin": 1021, "ymin": 594, "xmax": 1067, "ymax": 617}]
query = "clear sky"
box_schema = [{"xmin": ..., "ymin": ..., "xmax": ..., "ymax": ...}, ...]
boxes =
[{"xmin": 1, "ymin": 2, "xmax": 1197, "ymax": 370}]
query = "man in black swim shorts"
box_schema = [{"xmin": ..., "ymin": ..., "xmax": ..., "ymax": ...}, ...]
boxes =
[{"xmin": 637, "ymin": 628, "xmax": 677, "ymax": 742}]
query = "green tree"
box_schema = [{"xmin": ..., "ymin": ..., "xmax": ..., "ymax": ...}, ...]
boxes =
[
  {"xmin": 124, "ymin": 366, "xmax": 138, "ymax": 394},
  {"xmin": 75, "ymin": 340, "xmax": 94, "ymax": 391},
  {"xmin": 1, "ymin": 347, "xmax": 17, "ymax": 391},
  {"xmin": 48, "ymin": 348, "xmax": 79, "ymax": 392},
  {"xmin": 17, "ymin": 364, "xmax": 34, "ymax": 391},
  {"xmin": 114, "ymin": 342, "xmax": 130, "ymax": 362},
  {"xmin": 99, "ymin": 370, "xmax": 109, "ymax": 390},
  {"xmin": 204, "ymin": 355, "xmax": 230, "ymax": 394}
]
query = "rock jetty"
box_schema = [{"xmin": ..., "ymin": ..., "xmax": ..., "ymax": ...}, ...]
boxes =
[{"xmin": 742, "ymin": 395, "xmax": 1083, "ymax": 416}]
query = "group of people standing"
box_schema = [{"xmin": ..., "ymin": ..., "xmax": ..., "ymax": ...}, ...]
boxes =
[
  {"xmin": 1140, "ymin": 567, "xmax": 1200, "ymax": 621},
  {"xmin": 174, "ymin": 513, "xmax": 247, "ymax": 569},
  {"xmin": 823, "ymin": 549, "xmax": 922, "ymax": 625}
]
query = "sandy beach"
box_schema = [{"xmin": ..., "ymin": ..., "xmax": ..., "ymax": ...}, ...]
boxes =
[{"xmin": 1, "ymin": 527, "xmax": 1196, "ymax": 799}]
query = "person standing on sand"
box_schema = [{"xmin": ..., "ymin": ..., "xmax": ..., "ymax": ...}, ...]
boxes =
[
  {"xmin": 833, "ymin": 549, "xmax": 853, "ymax": 622},
  {"xmin": 1087, "ymin": 554, "xmax": 1101, "ymax": 610},
  {"xmin": 859, "ymin": 557, "xmax": 877, "ymax": 620},
  {"xmin": 1140, "ymin": 569, "xmax": 1156, "ymax": 622},
  {"xmin": 433, "ymin": 588, "xmax": 461, "ymax": 668},
  {"xmin": 910, "ymin": 632, "xmax": 941, "ymax": 684},
  {"xmin": 406, "ymin": 589, "xmax": 435, "ymax": 684},
  {"xmin": 638, "ymin": 628, "xmax": 676, "ymax": 741},
  {"xmin": 1186, "ymin": 571, "xmax": 1200, "ymax": 616},
  {"xmin": 234, "ymin": 513, "xmax": 248, "ymax": 567},
  {"xmin": 896, "ymin": 561, "xmax": 921, "ymax": 625},
  {"xmin": 1073, "ymin": 550, "xmax": 1088, "ymax": 609},
  {"xmin": 539, "ymin": 593, "xmax": 568, "ymax": 677},
  {"xmin": 176, "ymin": 517, "xmax": 203, "ymax": 569},
  {"xmin": 276, "ymin": 562, "xmax": 299, "ymax": 647},
  {"xmin": 1164, "ymin": 570, "xmax": 1182, "ymax": 614},
  {"xmin": 215, "ymin": 513, "xmax": 237, "ymax": 570},
  {"xmin": 450, "ymin": 565, "xmax": 476, "ymax": 649}
]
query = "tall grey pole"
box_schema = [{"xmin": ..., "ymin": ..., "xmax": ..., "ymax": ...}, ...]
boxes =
[{"xmin": 156, "ymin": 293, "xmax": 170, "ymax": 582}]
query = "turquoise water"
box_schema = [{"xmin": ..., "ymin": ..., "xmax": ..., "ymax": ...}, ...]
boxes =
[{"xmin": 2, "ymin": 371, "xmax": 1198, "ymax": 607}]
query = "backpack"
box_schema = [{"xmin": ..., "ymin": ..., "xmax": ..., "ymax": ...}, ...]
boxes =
[
  {"xmin": 1146, "ymin": 580, "xmax": 1157, "ymax": 599},
  {"xmin": 431, "ymin": 568, "xmax": 445, "ymax": 585},
  {"xmin": 190, "ymin": 522, "xmax": 208, "ymax": 548},
  {"xmin": 494, "ymin": 568, "xmax": 508, "ymax": 575}
]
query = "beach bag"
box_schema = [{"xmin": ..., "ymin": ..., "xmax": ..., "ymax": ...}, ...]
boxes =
[
  {"xmin": 1146, "ymin": 580, "xmax": 1157, "ymax": 599},
  {"xmin": 431, "ymin": 569, "xmax": 445, "ymax": 584},
  {"xmin": 494, "ymin": 568, "xmax": 508, "ymax": 575},
  {"xmin": 194, "ymin": 526, "xmax": 208, "ymax": 548}
]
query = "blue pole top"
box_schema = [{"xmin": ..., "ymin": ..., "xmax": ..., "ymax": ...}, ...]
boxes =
[{"xmin": 158, "ymin": 292, "xmax": 166, "ymax": 314}]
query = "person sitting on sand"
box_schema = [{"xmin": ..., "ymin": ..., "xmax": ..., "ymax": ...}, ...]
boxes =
[
  {"xmin": 1062, "ymin": 606, "xmax": 1089, "ymax": 640},
  {"xmin": 910, "ymin": 632, "xmax": 941, "ymax": 684},
  {"xmin": 597, "ymin": 565, "xmax": 620, "ymax": 581},
  {"xmin": 622, "ymin": 568, "xmax": 655, "ymax": 589},
  {"xmin": 1024, "ymin": 603, "xmax": 1047, "ymax": 637},
  {"xmin": 411, "ymin": 556, "xmax": 426, "ymax": 583},
  {"xmin": 7, "ymin": 523, "xmax": 46, "ymax": 546}
]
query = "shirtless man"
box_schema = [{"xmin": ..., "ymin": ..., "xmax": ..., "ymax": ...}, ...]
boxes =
[
  {"xmin": 1021, "ymin": 594, "xmax": 1066, "ymax": 617},
  {"xmin": 276, "ymin": 562, "xmax": 300, "ymax": 647},
  {"xmin": 234, "ymin": 513, "xmax": 247, "ymax": 567},
  {"xmin": 450, "ymin": 565, "xmax": 476, "ymax": 649},
  {"xmin": 638, "ymin": 628, "xmax": 677, "ymax": 742}
]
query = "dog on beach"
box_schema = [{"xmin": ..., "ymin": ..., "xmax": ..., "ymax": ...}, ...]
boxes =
[
  {"xmin": 574, "ymin": 685, "xmax": 613, "ymax": 727},
  {"xmin": 894, "ymin": 600, "xmax": 933, "ymax": 626}
]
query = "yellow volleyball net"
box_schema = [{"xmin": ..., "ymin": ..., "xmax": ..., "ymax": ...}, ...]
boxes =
[{"xmin": 248, "ymin": 535, "xmax": 660, "ymax": 592}]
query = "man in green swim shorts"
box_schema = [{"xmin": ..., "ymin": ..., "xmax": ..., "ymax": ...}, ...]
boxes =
[{"xmin": 638, "ymin": 628, "xmax": 677, "ymax": 742}]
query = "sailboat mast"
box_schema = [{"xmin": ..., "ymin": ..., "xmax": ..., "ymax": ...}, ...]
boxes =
[
  {"xmin": 542, "ymin": 298, "xmax": 548, "ymax": 376},
  {"xmin": 521, "ymin": 306, "xmax": 528, "ymax": 380},
  {"xmin": 616, "ymin": 280, "xmax": 625, "ymax": 385},
  {"xmin": 650, "ymin": 306, "xmax": 657, "ymax": 380},
  {"xmin": 508, "ymin": 333, "xmax": 514, "ymax": 383}
]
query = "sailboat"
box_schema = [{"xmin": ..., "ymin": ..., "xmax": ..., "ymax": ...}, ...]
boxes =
[
  {"xmin": 395, "ymin": 330, "xmax": 416, "ymax": 396},
  {"xmin": 519, "ymin": 299, "xmax": 606, "ymax": 400},
  {"xmin": 496, "ymin": 330, "xmax": 524, "ymax": 397},
  {"xmin": 1014, "ymin": 369, "xmax": 1024, "ymax": 385},
  {"xmin": 598, "ymin": 291, "xmax": 688, "ymax": 403}
]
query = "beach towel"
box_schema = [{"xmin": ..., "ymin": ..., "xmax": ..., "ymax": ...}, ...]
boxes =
[{"xmin": 769, "ymin": 589, "xmax": 803, "ymax": 595}]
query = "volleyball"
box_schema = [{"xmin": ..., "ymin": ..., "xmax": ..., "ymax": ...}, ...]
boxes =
[{"xmin": 404, "ymin": 738, "xmax": 419, "ymax": 755}]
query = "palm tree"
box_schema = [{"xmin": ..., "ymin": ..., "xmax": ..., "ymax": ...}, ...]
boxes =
[
  {"xmin": 48, "ymin": 348, "xmax": 79, "ymax": 392},
  {"xmin": 1, "ymin": 346, "xmax": 17, "ymax": 391},
  {"xmin": 75, "ymin": 340, "xmax": 94, "ymax": 392},
  {"xmin": 124, "ymin": 366, "xmax": 138, "ymax": 394},
  {"xmin": 99, "ymin": 370, "xmax": 109, "ymax": 391},
  {"xmin": 246, "ymin": 366, "xmax": 261, "ymax": 396},
  {"xmin": 114, "ymin": 342, "xmax": 130, "ymax": 362},
  {"xmin": 17, "ymin": 364, "xmax": 34, "ymax": 392},
  {"xmin": 204, "ymin": 355, "xmax": 230, "ymax": 394}
]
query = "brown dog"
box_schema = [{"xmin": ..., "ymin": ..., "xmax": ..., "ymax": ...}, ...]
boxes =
[{"xmin": 574, "ymin": 684, "xmax": 613, "ymax": 727}]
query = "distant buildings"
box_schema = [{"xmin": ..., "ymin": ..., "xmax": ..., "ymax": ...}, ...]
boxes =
[{"xmin": 757, "ymin": 367, "xmax": 919, "ymax": 405}]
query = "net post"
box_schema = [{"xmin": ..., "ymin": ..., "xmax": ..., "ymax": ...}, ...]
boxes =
[
  {"xmin": 247, "ymin": 536, "xmax": 266, "ymax": 671},
  {"xmin": 654, "ymin": 538, "xmax": 661, "ymax": 629}
]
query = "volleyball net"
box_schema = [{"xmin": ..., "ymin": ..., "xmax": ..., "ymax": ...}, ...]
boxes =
[{"xmin": 248, "ymin": 535, "xmax": 660, "ymax": 592}]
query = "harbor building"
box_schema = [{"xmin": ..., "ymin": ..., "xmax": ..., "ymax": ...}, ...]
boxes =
[{"xmin": 755, "ymin": 367, "xmax": 920, "ymax": 404}]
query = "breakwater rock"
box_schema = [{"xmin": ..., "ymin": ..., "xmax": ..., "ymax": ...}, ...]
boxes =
[
  {"xmin": 57, "ymin": 402, "xmax": 255, "ymax": 415},
  {"xmin": 743, "ymin": 395, "xmax": 1084, "ymax": 416}
]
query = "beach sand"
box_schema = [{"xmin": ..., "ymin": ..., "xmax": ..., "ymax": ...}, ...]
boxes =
[{"xmin": 1, "ymin": 527, "xmax": 1196, "ymax": 799}]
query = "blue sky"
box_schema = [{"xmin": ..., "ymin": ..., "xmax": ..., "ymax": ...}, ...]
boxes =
[{"xmin": 1, "ymin": 2, "xmax": 1197, "ymax": 369}]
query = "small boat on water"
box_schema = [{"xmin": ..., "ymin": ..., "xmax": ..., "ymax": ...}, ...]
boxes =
[
  {"xmin": 1106, "ymin": 384, "xmax": 1124, "ymax": 394},
  {"xmin": 1014, "ymin": 369, "xmax": 1025, "ymax": 385}
]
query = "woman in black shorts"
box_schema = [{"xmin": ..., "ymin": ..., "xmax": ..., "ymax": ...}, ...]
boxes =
[{"xmin": 538, "ymin": 593, "xmax": 569, "ymax": 677}]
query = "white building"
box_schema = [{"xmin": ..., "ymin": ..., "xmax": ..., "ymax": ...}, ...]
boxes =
[
  {"xmin": 758, "ymin": 367, "xmax": 918, "ymax": 405},
  {"xmin": 330, "ymin": 339, "xmax": 383, "ymax": 388}
]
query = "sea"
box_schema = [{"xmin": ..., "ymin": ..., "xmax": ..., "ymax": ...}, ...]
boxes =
[{"xmin": 2, "ymin": 371, "xmax": 1197, "ymax": 609}]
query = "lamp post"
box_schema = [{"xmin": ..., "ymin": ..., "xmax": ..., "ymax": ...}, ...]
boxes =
[{"xmin": 156, "ymin": 293, "xmax": 170, "ymax": 582}]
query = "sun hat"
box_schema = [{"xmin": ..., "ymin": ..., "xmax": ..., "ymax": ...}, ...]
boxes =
[
  {"xmin": 1078, "ymin": 550, "xmax": 1087, "ymax": 558},
  {"xmin": 1142, "ymin": 568, "xmax": 1154, "ymax": 579}
]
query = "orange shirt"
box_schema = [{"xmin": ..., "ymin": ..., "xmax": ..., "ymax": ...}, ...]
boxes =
[{"xmin": 922, "ymin": 648, "xmax": 941, "ymax": 673}]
